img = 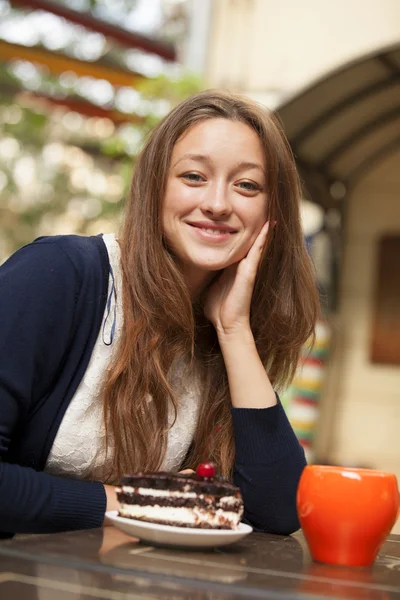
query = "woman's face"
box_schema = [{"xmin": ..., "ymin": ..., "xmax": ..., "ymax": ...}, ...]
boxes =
[{"xmin": 162, "ymin": 118, "xmax": 268, "ymax": 292}]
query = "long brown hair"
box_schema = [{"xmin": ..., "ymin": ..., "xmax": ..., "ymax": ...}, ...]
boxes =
[{"xmin": 102, "ymin": 90, "xmax": 320, "ymax": 480}]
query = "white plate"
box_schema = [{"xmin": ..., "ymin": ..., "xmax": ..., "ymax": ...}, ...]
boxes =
[{"xmin": 105, "ymin": 511, "xmax": 252, "ymax": 548}]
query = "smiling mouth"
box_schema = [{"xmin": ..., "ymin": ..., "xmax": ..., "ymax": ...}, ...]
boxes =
[
  {"xmin": 187, "ymin": 223, "xmax": 237, "ymax": 235},
  {"xmin": 197, "ymin": 227, "xmax": 233, "ymax": 234}
]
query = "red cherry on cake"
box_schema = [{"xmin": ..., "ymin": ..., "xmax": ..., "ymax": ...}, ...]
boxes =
[
  {"xmin": 196, "ymin": 462, "xmax": 215, "ymax": 478},
  {"xmin": 196, "ymin": 424, "xmax": 222, "ymax": 479}
]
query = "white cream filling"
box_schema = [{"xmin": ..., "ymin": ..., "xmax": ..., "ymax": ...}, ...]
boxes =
[
  {"xmin": 119, "ymin": 504, "xmax": 242, "ymax": 527},
  {"xmin": 219, "ymin": 495, "xmax": 240, "ymax": 507},
  {"xmin": 121, "ymin": 486, "xmax": 197, "ymax": 499}
]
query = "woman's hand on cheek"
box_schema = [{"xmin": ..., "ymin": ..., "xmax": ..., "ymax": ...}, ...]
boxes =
[{"xmin": 204, "ymin": 222, "xmax": 269, "ymax": 338}]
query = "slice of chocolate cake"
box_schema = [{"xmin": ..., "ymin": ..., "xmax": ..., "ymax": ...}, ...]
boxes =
[{"xmin": 116, "ymin": 472, "xmax": 244, "ymax": 529}]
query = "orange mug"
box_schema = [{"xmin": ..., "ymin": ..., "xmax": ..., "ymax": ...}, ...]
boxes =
[{"xmin": 297, "ymin": 465, "xmax": 399, "ymax": 567}]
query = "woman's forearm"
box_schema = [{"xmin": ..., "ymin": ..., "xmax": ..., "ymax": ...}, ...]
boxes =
[
  {"xmin": 218, "ymin": 327, "xmax": 277, "ymax": 409},
  {"xmin": 231, "ymin": 402, "xmax": 307, "ymax": 534},
  {"xmin": 104, "ymin": 485, "xmax": 119, "ymax": 512},
  {"xmin": 102, "ymin": 485, "xmax": 119, "ymax": 527}
]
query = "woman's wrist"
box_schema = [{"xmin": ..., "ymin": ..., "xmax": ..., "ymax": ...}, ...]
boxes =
[
  {"xmin": 216, "ymin": 323, "xmax": 254, "ymax": 348},
  {"xmin": 103, "ymin": 484, "xmax": 119, "ymax": 526}
]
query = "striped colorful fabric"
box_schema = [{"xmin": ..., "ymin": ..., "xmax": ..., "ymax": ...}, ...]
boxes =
[{"xmin": 281, "ymin": 320, "xmax": 331, "ymax": 462}]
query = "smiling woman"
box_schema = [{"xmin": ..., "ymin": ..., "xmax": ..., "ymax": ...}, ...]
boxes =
[
  {"xmin": 0, "ymin": 90, "xmax": 319, "ymax": 537},
  {"xmin": 163, "ymin": 119, "xmax": 268, "ymax": 295}
]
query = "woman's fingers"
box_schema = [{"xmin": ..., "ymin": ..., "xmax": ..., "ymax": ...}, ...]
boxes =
[
  {"xmin": 252, "ymin": 221, "xmax": 269, "ymax": 257},
  {"xmin": 240, "ymin": 221, "xmax": 269, "ymax": 278}
]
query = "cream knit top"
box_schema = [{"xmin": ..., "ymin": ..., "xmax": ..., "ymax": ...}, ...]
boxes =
[{"xmin": 45, "ymin": 234, "xmax": 201, "ymax": 484}]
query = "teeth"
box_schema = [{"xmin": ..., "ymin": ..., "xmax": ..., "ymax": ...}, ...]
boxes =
[{"xmin": 201, "ymin": 228, "xmax": 228, "ymax": 234}]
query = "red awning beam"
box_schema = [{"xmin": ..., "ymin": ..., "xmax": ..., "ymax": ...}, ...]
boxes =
[
  {"xmin": 1, "ymin": 80, "xmax": 144, "ymax": 124},
  {"xmin": 9, "ymin": 0, "xmax": 177, "ymax": 61},
  {"xmin": 21, "ymin": 91, "xmax": 144, "ymax": 125}
]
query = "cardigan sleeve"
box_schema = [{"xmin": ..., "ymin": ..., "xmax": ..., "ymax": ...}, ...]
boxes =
[
  {"xmin": 232, "ymin": 398, "xmax": 306, "ymax": 535},
  {"xmin": 0, "ymin": 240, "xmax": 106, "ymax": 534}
]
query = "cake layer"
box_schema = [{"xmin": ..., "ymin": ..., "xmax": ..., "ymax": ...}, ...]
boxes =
[
  {"xmin": 117, "ymin": 488, "xmax": 243, "ymax": 510},
  {"xmin": 118, "ymin": 503, "xmax": 241, "ymax": 529},
  {"xmin": 119, "ymin": 472, "xmax": 240, "ymax": 498}
]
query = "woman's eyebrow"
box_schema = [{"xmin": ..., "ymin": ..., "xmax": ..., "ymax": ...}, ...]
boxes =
[
  {"xmin": 231, "ymin": 161, "xmax": 265, "ymax": 176},
  {"xmin": 172, "ymin": 153, "xmax": 211, "ymax": 168},
  {"xmin": 172, "ymin": 155, "xmax": 265, "ymax": 176}
]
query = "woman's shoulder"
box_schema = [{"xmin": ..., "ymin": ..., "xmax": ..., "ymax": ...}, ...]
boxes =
[
  {"xmin": 7, "ymin": 234, "xmax": 110, "ymax": 280},
  {"xmin": 31, "ymin": 234, "xmax": 109, "ymax": 269},
  {"xmin": 2, "ymin": 234, "xmax": 111, "ymax": 304}
]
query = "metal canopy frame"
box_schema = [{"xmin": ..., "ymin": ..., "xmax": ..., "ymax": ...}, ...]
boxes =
[{"xmin": 276, "ymin": 43, "xmax": 400, "ymax": 209}]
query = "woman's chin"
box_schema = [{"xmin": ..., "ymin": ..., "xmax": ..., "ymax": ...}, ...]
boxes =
[
  {"xmin": 188, "ymin": 250, "xmax": 242, "ymax": 272},
  {"xmin": 191, "ymin": 261, "xmax": 229, "ymax": 274}
]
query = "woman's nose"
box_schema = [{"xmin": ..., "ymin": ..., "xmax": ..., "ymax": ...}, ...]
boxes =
[{"xmin": 200, "ymin": 183, "xmax": 232, "ymax": 216}]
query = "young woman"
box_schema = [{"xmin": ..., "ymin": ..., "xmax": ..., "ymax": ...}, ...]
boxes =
[{"xmin": 0, "ymin": 90, "xmax": 319, "ymax": 537}]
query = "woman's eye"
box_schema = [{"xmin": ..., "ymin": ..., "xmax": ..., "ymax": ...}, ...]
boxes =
[
  {"xmin": 182, "ymin": 173, "xmax": 204, "ymax": 183},
  {"xmin": 237, "ymin": 181, "xmax": 260, "ymax": 192}
]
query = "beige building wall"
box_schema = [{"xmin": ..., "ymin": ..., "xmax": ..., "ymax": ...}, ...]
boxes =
[
  {"xmin": 205, "ymin": 0, "xmax": 400, "ymax": 106},
  {"xmin": 315, "ymin": 152, "xmax": 400, "ymax": 532}
]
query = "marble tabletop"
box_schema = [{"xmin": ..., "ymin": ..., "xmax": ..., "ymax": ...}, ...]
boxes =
[{"xmin": 0, "ymin": 526, "xmax": 399, "ymax": 599}]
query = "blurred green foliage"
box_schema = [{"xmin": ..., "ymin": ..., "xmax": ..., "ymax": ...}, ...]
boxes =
[
  {"xmin": 0, "ymin": 70, "xmax": 201, "ymax": 261},
  {"xmin": 0, "ymin": 0, "xmax": 201, "ymax": 262}
]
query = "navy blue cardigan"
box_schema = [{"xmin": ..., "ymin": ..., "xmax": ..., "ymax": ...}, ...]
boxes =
[{"xmin": 0, "ymin": 235, "xmax": 306, "ymax": 536}]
